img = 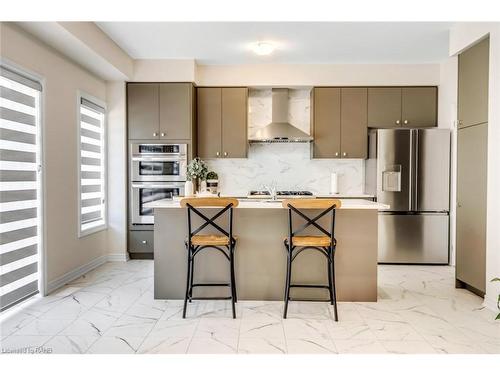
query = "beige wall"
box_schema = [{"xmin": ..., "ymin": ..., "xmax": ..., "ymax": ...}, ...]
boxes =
[
  {"xmin": 133, "ymin": 59, "xmax": 196, "ymax": 81},
  {"xmin": 195, "ymin": 63, "xmax": 440, "ymax": 86},
  {"xmin": 1, "ymin": 22, "xmax": 108, "ymax": 288},
  {"xmin": 449, "ymin": 22, "xmax": 500, "ymax": 312}
]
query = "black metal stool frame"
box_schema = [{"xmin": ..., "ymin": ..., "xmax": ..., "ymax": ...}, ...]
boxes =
[
  {"xmin": 183, "ymin": 202, "xmax": 237, "ymax": 319},
  {"xmin": 283, "ymin": 202, "xmax": 339, "ymax": 320}
]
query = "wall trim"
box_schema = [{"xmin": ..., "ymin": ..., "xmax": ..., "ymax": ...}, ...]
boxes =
[
  {"xmin": 107, "ymin": 252, "xmax": 130, "ymax": 262},
  {"xmin": 46, "ymin": 253, "xmax": 129, "ymax": 295},
  {"xmin": 483, "ymin": 293, "xmax": 499, "ymax": 314}
]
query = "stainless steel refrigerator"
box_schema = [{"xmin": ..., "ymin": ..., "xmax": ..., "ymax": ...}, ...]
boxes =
[{"xmin": 366, "ymin": 128, "xmax": 450, "ymax": 264}]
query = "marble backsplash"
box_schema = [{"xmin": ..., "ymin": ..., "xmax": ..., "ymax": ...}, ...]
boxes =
[
  {"xmin": 205, "ymin": 88, "xmax": 365, "ymax": 196},
  {"xmin": 207, "ymin": 143, "xmax": 364, "ymax": 196}
]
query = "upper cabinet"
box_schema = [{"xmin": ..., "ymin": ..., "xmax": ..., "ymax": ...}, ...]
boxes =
[
  {"xmin": 368, "ymin": 87, "xmax": 437, "ymax": 128},
  {"xmin": 311, "ymin": 87, "xmax": 341, "ymax": 158},
  {"xmin": 401, "ymin": 87, "xmax": 437, "ymax": 127},
  {"xmin": 197, "ymin": 87, "xmax": 248, "ymax": 159},
  {"xmin": 458, "ymin": 37, "xmax": 489, "ymax": 128},
  {"xmin": 127, "ymin": 83, "xmax": 195, "ymax": 140},
  {"xmin": 311, "ymin": 87, "xmax": 367, "ymax": 159},
  {"xmin": 127, "ymin": 83, "xmax": 159, "ymax": 139},
  {"xmin": 367, "ymin": 88, "xmax": 402, "ymax": 128},
  {"xmin": 159, "ymin": 83, "xmax": 194, "ymax": 139},
  {"xmin": 340, "ymin": 88, "xmax": 368, "ymax": 158}
]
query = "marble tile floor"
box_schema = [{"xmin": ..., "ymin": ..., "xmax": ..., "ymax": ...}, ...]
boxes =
[{"xmin": 1, "ymin": 260, "xmax": 499, "ymax": 354}]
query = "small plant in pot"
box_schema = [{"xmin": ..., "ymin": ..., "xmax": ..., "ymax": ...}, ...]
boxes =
[
  {"xmin": 185, "ymin": 158, "xmax": 208, "ymax": 196},
  {"xmin": 492, "ymin": 277, "xmax": 500, "ymax": 320},
  {"xmin": 206, "ymin": 171, "xmax": 219, "ymax": 195}
]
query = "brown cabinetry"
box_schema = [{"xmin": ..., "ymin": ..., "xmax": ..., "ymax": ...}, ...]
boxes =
[
  {"xmin": 159, "ymin": 83, "xmax": 194, "ymax": 139},
  {"xmin": 340, "ymin": 88, "xmax": 368, "ymax": 158},
  {"xmin": 197, "ymin": 87, "xmax": 248, "ymax": 159},
  {"xmin": 458, "ymin": 38, "xmax": 489, "ymax": 128},
  {"xmin": 368, "ymin": 87, "xmax": 437, "ymax": 128},
  {"xmin": 311, "ymin": 88, "xmax": 341, "ymax": 158},
  {"xmin": 127, "ymin": 82, "xmax": 194, "ymax": 140},
  {"xmin": 311, "ymin": 87, "xmax": 367, "ymax": 159},
  {"xmin": 127, "ymin": 83, "xmax": 159, "ymax": 139}
]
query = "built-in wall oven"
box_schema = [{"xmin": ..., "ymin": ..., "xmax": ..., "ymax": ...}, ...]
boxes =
[
  {"xmin": 130, "ymin": 143, "xmax": 187, "ymax": 225},
  {"xmin": 131, "ymin": 181, "xmax": 184, "ymax": 224},
  {"xmin": 131, "ymin": 143, "xmax": 187, "ymax": 182}
]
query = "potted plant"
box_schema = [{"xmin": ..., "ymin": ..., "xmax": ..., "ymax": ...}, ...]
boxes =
[
  {"xmin": 206, "ymin": 171, "xmax": 219, "ymax": 195},
  {"xmin": 185, "ymin": 157, "xmax": 208, "ymax": 196},
  {"xmin": 492, "ymin": 277, "xmax": 500, "ymax": 320}
]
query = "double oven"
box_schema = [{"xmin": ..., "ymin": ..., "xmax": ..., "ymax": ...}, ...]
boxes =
[{"xmin": 130, "ymin": 143, "xmax": 186, "ymax": 225}]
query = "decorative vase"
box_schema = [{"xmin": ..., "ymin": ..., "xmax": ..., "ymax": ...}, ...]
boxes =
[{"xmin": 184, "ymin": 180, "xmax": 194, "ymax": 197}]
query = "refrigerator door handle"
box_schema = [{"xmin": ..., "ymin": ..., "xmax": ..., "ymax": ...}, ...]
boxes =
[
  {"xmin": 409, "ymin": 130, "xmax": 414, "ymax": 211},
  {"xmin": 413, "ymin": 130, "xmax": 419, "ymax": 211}
]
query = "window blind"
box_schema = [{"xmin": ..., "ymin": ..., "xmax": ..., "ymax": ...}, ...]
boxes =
[
  {"xmin": 0, "ymin": 66, "xmax": 41, "ymax": 311},
  {"xmin": 79, "ymin": 97, "xmax": 106, "ymax": 234}
]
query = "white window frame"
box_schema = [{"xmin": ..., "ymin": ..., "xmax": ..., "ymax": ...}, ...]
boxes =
[{"xmin": 77, "ymin": 91, "xmax": 107, "ymax": 238}]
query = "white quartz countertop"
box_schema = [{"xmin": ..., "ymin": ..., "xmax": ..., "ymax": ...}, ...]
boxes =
[{"xmin": 145, "ymin": 198, "xmax": 389, "ymax": 210}]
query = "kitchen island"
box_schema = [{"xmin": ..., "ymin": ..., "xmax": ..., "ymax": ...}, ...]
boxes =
[{"xmin": 148, "ymin": 198, "xmax": 388, "ymax": 302}]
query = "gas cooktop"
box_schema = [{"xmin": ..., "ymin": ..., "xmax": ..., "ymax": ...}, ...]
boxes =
[{"xmin": 247, "ymin": 190, "xmax": 314, "ymax": 199}]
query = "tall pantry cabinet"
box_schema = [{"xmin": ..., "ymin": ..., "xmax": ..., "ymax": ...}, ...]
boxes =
[{"xmin": 455, "ymin": 37, "xmax": 489, "ymax": 295}]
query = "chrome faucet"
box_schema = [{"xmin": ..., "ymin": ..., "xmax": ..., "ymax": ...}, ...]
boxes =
[{"xmin": 264, "ymin": 181, "xmax": 278, "ymax": 201}]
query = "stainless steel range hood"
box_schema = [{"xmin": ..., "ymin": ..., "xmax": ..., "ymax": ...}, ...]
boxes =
[{"xmin": 249, "ymin": 88, "xmax": 313, "ymax": 143}]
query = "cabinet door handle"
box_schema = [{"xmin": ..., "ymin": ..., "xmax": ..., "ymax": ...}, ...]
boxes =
[
  {"xmin": 153, "ymin": 132, "xmax": 158, "ymax": 137},
  {"xmin": 216, "ymin": 151, "xmax": 220, "ymax": 157},
  {"xmin": 343, "ymin": 152, "xmax": 347, "ymax": 157},
  {"xmin": 141, "ymin": 240, "xmax": 147, "ymax": 244},
  {"xmin": 403, "ymin": 120, "xmax": 409, "ymax": 125},
  {"xmin": 223, "ymin": 152, "xmax": 228, "ymax": 157},
  {"xmin": 161, "ymin": 132, "xmax": 165, "ymax": 137},
  {"xmin": 395, "ymin": 120, "xmax": 401, "ymax": 125},
  {"xmin": 335, "ymin": 152, "xmax": 339, "ymax": 157}
]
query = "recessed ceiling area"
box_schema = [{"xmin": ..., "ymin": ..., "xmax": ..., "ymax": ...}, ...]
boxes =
[{"xmin": 96, "ymin": 22, "xmax": 453, "ymax": 64}]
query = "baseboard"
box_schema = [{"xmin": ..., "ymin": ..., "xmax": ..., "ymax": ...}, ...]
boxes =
[
  {"xmin": 45, "ymin": 252, "xmax": 131, "ymax": 295},
  {"xmin": 106, "ymin": 252, "xmax": 130, "ymax": 262},
  {"xmin": 483, "ymin": 293, "xmax": 499, "ymax": 313},
  {"xmin": 46, "ymin": 255, "xmax": 107, "ymax": 295}
]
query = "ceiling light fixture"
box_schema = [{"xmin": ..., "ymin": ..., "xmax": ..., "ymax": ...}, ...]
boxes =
[{"xmin": 252, "ymin": 41, "xmax": 275, "ymax": 56}]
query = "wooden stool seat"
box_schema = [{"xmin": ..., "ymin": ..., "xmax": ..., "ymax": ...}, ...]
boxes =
[
  {"xmin": 284, "ymin": 235, "xmax": 333, "ymax": 247},
  {"xmin": 190, "ymin": 234, "xmax": 237, "ymax": 246}
]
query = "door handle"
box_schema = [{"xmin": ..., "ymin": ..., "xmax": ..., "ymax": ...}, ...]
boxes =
[
  {"xmin": 153, "ymin": 132, "xmax": 158, "ymax": 137},
  {"xmin": 216, "ymin": 151, "xmax": 220, "ymax": 157},
  {"xmin": 335, "ymin": 152, "xmax": 339, "ymax": 157},
  {"xmin": 404, "ymin": 120, "xmax": 409, "ymax": 125},
  {"xmin": 342, "ymin": 152, "xmax": 347, "ymax": 157},
  {"xmin": 161, "ymin": 132, "xmax": 165, "ymax": 137},
  {"xmin": 224, "ymin": 152, "xmax": 228, "ymax": 157},
  {"xmin": 395, "ymin": 120, "xmax": 401, "ymax": 125}
]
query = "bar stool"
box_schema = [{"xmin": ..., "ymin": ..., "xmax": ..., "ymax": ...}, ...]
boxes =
[
  {"xmin": 281, "ymin": 199, "xmax": 341, "ymax": 320},
  {"xmin": 180, "ymin": 197, "xmax": 239, "ymax": 319}
]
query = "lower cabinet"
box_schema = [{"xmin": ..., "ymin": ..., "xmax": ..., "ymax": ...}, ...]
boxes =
[
  {"xmin": 129, "ymin": 230, "xmax": 154, "ymax": 256},
  {"xmin": 456, "ymin": 123, "xmax": 487, "ymax": 294}
]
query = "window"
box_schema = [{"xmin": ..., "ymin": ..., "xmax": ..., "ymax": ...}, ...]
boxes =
[
  {"xmin": 0, "ymin": 65, "xmax": 42, "ymax": 311},
  {"xmin": 78, "ymin": 95, "xmax": 106, "ymax": 237}
]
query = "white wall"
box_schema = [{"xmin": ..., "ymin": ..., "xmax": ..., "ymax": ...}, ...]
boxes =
[
  {"xmin": 106, "ymin": 81, "xmax": 128, "ymax": 260},
  {"xmin": 0, "ymin": 23, "xmax": 108, "ymax": 286},
  {"xmin": 438, "ymin": 57, "xmax": 458, "ymax": 265},
  {"xmin": 449, "ymin": 22, "xmax": 500, "ymax": 312}
]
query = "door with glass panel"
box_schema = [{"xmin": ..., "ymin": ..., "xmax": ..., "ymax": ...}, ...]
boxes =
[{"xmin": 0, "ymin": 66, "xmax": 42, "ymax": 311}]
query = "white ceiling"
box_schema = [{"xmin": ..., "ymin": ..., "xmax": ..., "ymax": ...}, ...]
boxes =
[{"xmin": 96, "ymin": 22, "xmax": 453, "ymax": 64}]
